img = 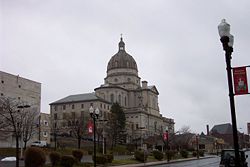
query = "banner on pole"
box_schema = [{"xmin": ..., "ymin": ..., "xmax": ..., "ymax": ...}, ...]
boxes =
[
  {"xmin": 163, "ymin": 132, "xmax": 168, "ymax": 141},
  {"xmin": 88, "ymin": 120, "xmax": 93, "ymax": 134},
  {"xmin": 233, "ymin": 67, "xmax": 248, "ymax": 95}
]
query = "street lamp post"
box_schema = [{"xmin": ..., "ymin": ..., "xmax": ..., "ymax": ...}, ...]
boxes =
[
  {"xmin": 164, "ymin": 126, "xmax": 169, "ymax": 162},
  {"xmin": 89, "ymin": 106, "xmax": 99, "ymax": 167},
  {"xmin": 218, "ymin": 19, "xmax": 240, "ymax": 167}
]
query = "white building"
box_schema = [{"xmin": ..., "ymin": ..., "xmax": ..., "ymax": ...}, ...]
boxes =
[
  {"xmin": 50, "ymin": 38, "xmax": 174, "ymax": 142},
  {"xmin": 0, "ymin": 71, "xmax": 41, "ymax": 147}
]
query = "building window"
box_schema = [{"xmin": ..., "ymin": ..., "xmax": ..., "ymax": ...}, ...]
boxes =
[
  {"xmin": 54, "ymin": 122, "xmax": 57, "ymax": 128},
  {"xmin": 0, "ymin": 93, "xmax": 3, "ymax": 96},
  {"xmin": 63, "ymin": 113, "xmax": 67, "ymax": 119},
  {"xmin": 118, "ymin": 95, "xmax": 121, "ymax": 104},
  {"xmin": 154, "ymin": 122, "xmax": 157, "ymax": 132},
  {"xmin": 54, "ymin": 106, "xmax": 57, "ymax": 111},
  {"xmin": 104, "ymin": 104, "xmax": 106, "ymax": 109},
  {"xmin": 81, "ymin": 104, "xmax": 84, "ymax": 108},
  {"xmin": 43, "ymin": 132, "xmax": 48, "ymax": 137},
  {"xmin": 135, "ymin": 116, "xmax": 138, "ymax": 118},
  {"xmin": 18, "ymin": 97, "xmax": 21, "ymax": 100},
  {"xmin": 100, "ymin": 103, "xmax": 102, "ymax": 108},
  {"xmin": 1, "ymin": 80, "xmax": 4, "ymax": 84},
  {"xmin": 54, "ymin": 113, "xmax": 57, "ymax": 120},
  {"xmin": 72, "ymin": 104, "xmax": 75, "ymax": 109},
  {"xmin": 110, "ymin": 94, "xmax": 114, "ymax": 103},
  {"xmin": 104, "ymin": 112, "xmax": 106, "ymax": 119},
  {"xmin": 44, "ymin": 120, "xmax": 48, "ymax": 126},
  {"xmin": 107, "ymin": 105, "xmax": 109, "ymax": 110},
  {"xmin": 63, "ymin": 105, "xmax": 66, "ymax": 110},
  {"xmin": 90, "ymin": 103, "xmax": 93, "ymax": 107},
  {"xmin": 18, "ymin": 85, "xmax": 21, "ymax": 88},
  {"xmin": 71, "ymin": 112, "xmax": 75, "ymax": 118},
  {"xmin": 136, "ymin": 124, "xmax": 139, "ymax": 129}
]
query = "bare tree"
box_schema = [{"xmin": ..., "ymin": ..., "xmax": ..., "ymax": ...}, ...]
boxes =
[
  {"xmin": 22, "ymin": 108, "xmax": 38, "ymax": 149},
  {"xmin": 179, "ymin": 125, "xmax": 192, "ymax": 134},
  {"xmin": 66, "ymin": 111, "xmax": 88, "ymax": 149},
  {"xmin": 0, "ymin": 97, "xmax": 37, "ymax": 167},
  {"xmin": 50, "ymin": 118, "xmax": 59, "ymax": 150}
]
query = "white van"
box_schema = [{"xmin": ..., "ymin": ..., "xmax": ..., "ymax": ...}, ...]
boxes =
[{"xmin": 31, "ymin": 141, "xmax": 47, "ymax": 147}]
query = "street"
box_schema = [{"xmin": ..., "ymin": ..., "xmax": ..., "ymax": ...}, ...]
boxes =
[
  {"xmin": 151, "ymin": 156, "xmax": 220, "ymax": 167},
  {"xmin": 1, "ymin": 151, "xmax": 250, "ymax": 167},
  {"xmin": 151, "ymin": 151, "xmax": 250, "ymax": 167}
]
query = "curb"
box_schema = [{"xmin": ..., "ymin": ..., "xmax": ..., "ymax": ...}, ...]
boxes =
[{"xmin": 112, "ymin": 156, "xmax": 217, "ymax": 167}]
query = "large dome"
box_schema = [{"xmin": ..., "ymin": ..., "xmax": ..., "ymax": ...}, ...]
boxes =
[{"xmin": 107, "ymin": 37, "xmax": 138, "ymax": 72}]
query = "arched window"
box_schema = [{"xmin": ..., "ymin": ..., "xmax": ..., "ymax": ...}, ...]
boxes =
[
  {"xmin": 118, "ymin": 94, "xmax": 121, "ymax": 104},
  {"xmin": 152, "ymin": 97, "xmax": 156, "ymax": 109},
  {"xmin": 154, "ymin": 121, "xmax": 157, "ymax": 132},
  {"xmin": 110, "ymin": 94, "xmax": 114, "ymax": 103},
  {"xmin": 125, "ymin": 97, "xmax": 127, "ymax": 106}
]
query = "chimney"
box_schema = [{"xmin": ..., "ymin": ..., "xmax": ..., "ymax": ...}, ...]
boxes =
[
  {"xmin": 206, "ymin": 125, "xmax": 209, "ymax": 136},
  {"xmin": 142, "ymin": 81, "xmax": 148, "ymax": 89}
]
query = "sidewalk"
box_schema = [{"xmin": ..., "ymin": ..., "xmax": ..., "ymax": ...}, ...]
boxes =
[{"xmin": 112, "ymin": 155, "xmax": 217, "ymax": 167}]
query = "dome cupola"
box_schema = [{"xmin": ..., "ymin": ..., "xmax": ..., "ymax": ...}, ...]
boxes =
[{"xmin": 107, "ymin": 37, "xmax": 138, "ymax": 72}]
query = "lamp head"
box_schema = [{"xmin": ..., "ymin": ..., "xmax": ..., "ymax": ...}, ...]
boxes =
[
  {"xmin": 218, "ymin": 19, "xmax": 234, "ymax": 48},
  {"xmin": 89, "ymin": 106, "xmax": 94, "ymax": 114},
  {"xmin": 218, "ymin": 19, "xmax": 230, "ymax": 38},
  {"xmin": 95, "ymin": 107, "xmax": 100, "ymax": 115}
]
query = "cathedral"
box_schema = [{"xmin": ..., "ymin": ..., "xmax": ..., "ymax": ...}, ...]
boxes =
[{"xmin": 50, "ymin": 37, "xmax": 175, "ymax": 142}]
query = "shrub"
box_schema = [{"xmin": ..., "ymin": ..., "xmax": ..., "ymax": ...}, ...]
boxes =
[
  {"xmin": 112, "ymin": 145, "xmax": 127, "ymax": 155},
  {"xmin": 60, "ymin": 155, "xmax": 75, "ymax": 167},
  {"xmin": 126, "ymin": 144, "xmax": 136, "ymax": 153},
  {"xmin": 134, "ymin": 150, "xmax": 148, "ymax": 162},
  {"xmin": 104, "ymin": 154, "xmax": 114, "ymax": 163},
  {"xmin": 180, "ymin": 149, "xmax": 188, "ymax": 158},
  {"xmin": 72, "ymin": 149, "xmax": 83, "ymax": 162},
  {"xmin": 88, "ymin": 150, "xmax": 93, "ymax": 155},
  {"xmin": 192, "ymin": 151, "xmax": 197, "ymax": 157},
  {"xmin": 49, "ymin": 151, "xmax": 61, "ymax": 167},
  {"xmin": 93, "ymin": 155, "xmax": 106, "ymax": 164},
  {"xmin": 166, "ymin": 150, "xmax": 177, "ymax": 160},
  {"xmin": 198, "ymin": 150, "xmax": 204, "ymax": 157},
  {"xmin": 153, "ymin": 150, "xmax": 163, "ymax": 160},
  {"xmin": 24, "ymin": 147, "xmax": 46, "ymax": 167}
]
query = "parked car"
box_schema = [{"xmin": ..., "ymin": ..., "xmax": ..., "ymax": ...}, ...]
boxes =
[
  {"xmin": 219, "ymin": 149, "xmax": 248, "ymax": 167},
  {"xmin": 31, "ymin": 141, "xmax": 48, "ymax": 147}
]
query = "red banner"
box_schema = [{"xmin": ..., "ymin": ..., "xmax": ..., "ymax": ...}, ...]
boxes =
[
  {"xmin": 163, "ymin": 132, "xmax": 168, "ymax": 141},
  {"xmin": 87, "ymin": 120, "xmax": 93, "ymax": 134},
  {"xmin": 233, "ymin": 67, "xmax": 248, "ymax": 95}
]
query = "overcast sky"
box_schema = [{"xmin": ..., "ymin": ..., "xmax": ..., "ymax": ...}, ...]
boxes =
[{"xmin": 1, "ymin": 0, "xmax": 250, "ymax": 134}]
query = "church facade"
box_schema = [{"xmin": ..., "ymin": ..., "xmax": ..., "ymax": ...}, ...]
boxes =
[{"xmin": 50, "ymin": 38, "xmax": 174, "ymax": 142}]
